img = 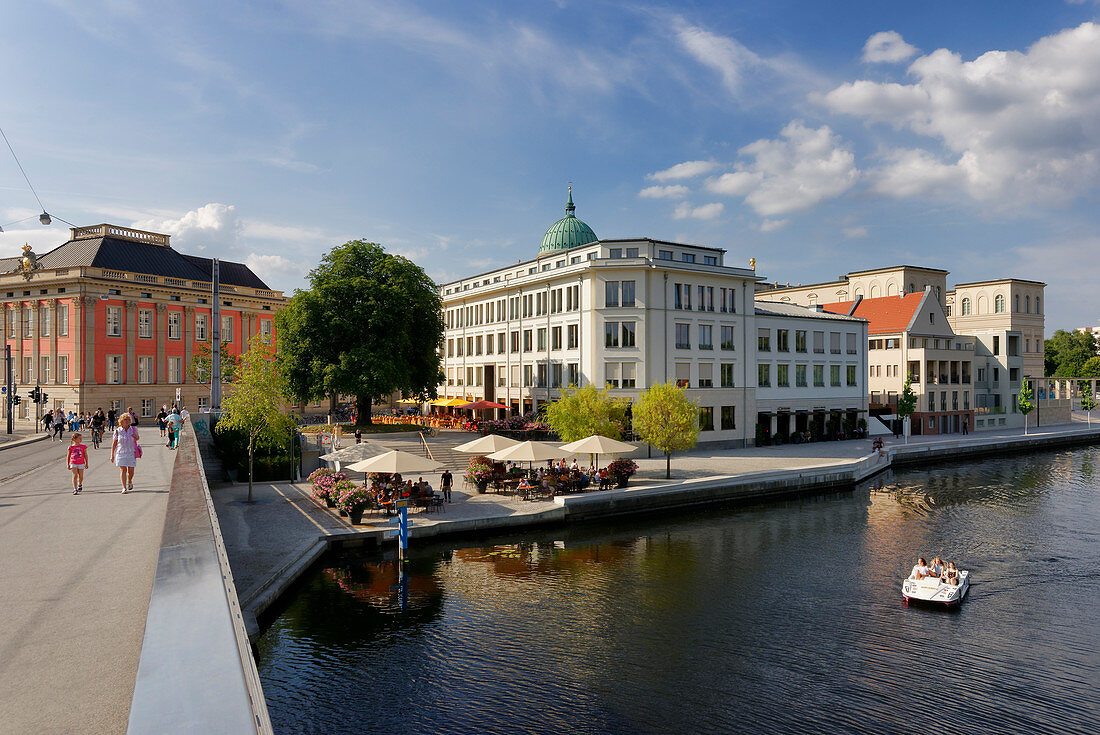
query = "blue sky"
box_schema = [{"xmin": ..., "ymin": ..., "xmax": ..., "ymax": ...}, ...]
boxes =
[{"xmin": 2, "ymin": 1, "xmax": 1098, "ymax": 331}]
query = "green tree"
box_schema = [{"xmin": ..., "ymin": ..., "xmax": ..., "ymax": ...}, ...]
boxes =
[
  {"xmin": 275, "ymin": 241, "xmax": 444, "ymax": 424},
  {"xmin": 545, "ymin": 384, "xmax": 629, "ymax": 442},
  {"xmin": 1018, "ymin": 380, "xmax": 1035, "ymax": 436},
  {"xmin": 633, "ymin": 381, "xmax": 699, "ymax": 479},
  {"xmin": 896, "ymin": 376, "xmax": 918, "ymax": 444},
  {"xmin": 1081, "ymin": 356, "xmax": 1100, "ymax": 378},
  {"xmin": 1081, "ymin": 386, "xmax": 1097, "ymax": 427},
  {"xmin": 189, "ymin": 339, "xmax": 239, "ymax": 384},
  {"xmin": 1045, "ymin": 329, "xmax": 1097, "ymax": 377},
  {"xmin": 215, "ymin": 336, "xmax": 296, "ymax": 502}
]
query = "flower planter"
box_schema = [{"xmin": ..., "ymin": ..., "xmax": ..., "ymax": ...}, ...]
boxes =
[
  {"xmin": 324, "ymin": 497, "xmax": 336, "ymax": 508},
  {"xmin": 338, "ymin": 509, "xmax": 348, "ymax": 517},
  {"xmin": 615, "ymin": 478, "xmax": 629, "ymax": 489},
  {"xmin": 476, "ymin": 481, "xmax": 489, "ymax": 494},
  {"xmin": 348, "ymin": 508, "xmax": 364, "ymax": 525}
]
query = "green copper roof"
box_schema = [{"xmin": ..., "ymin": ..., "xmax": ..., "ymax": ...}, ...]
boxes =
[{"xmin": 539, "ymin": 189, "xmax": 597, "ymax": 254}]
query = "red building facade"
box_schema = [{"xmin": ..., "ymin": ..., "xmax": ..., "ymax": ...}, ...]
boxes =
[{"xmin": 1, "ymin": 225, "xmax": 284, "ymax": 423}]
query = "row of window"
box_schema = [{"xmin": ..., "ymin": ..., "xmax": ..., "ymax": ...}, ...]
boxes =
[
  {"xmin": 104, "ymin": 309, "xmax": 267, "ymax": 342},
  {"xmin": 446, "ymin": 325, "xmax": 583, "ymax": 357},
  {"xmin": 760, "ymin": 328, "xmax": 857, "ymax": 354},
  {"xmin": 957, "ymin": 294, "xmax": 1040, "ymax": 316},
  {"xmin": 17, "ymin": 355, "xmax": 70, "ymax": 384},
  {"xmin": 103, "ymin": 355, "xmax": 186, "ymax": 384},
  {"xmin": 672, "ymin": 283, "xmax": 736, "ymax": 312},
  {"xmin": 445, "ymin": 247, "xmax": 723, "ymax": 295},
  {"xmin": 446, "ymin": 363, "xmax": 583, "ymax": 389},
  {"xmin": 445, "ymin": 286, "xmax": 583, "ymax": 329},
  {"xmin": 675, "ymin": 324, "xmax": 736, "ymax": 350},
  {"xmin": 698, "ymin": 405, "xmax": 736, "ymax": 431},
  {"xmin": 4, "ymin": 305, "xmax": 70, "ymax": 338},
  {"xmin": 757, "ymin": 363, "xmax": 859, "ymax": 388},
  {"xmin": 926, "ymin": 390, "xmax": 971, "ymax": 412}
]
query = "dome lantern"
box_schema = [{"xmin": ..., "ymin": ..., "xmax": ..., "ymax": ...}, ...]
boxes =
[{"xmin": 538, "ymin": 186, "xmax": 597, "ymax": 255}]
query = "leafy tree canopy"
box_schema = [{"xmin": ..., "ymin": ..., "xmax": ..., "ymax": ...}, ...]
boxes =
[
  {"xmin": 275, "ymin": 241, "xmax": 444, "ymax": 423},
  {"xmin": 897, "ymin": 377, "xmax": 918, "ymax": 419},
  {"xmin": 190, "ymin": 339, "xmax": 239, "ymax": 384},
  {"xmin": 545, "ymin": 384, "xmax": 629, "ymax": 443},
  {"xmin": 215, "ymin": 336, "xmax": 296, "ymax": 501},
  {"xmin": 633, "ymin": 381, "xmax": 699, "ymax": 478},
  {"xmin": 1045, "ymin": 329, "xmax": 1098, "ymax": 377},
  {"xmin": 1081, "ymin": 356, "xmax": 1100, "ymax": 378}
]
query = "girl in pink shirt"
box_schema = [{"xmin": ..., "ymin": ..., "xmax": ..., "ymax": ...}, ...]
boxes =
[{"xmin": 68, "ymin": 432, "xmax": 88, "ymax": 495}]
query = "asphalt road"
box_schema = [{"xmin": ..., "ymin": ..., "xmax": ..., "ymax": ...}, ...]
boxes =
[{"xmin": 0, "ymin": 429, "xmax": 174, "ymax": 734}]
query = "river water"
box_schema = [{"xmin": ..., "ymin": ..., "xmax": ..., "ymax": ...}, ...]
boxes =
[{"xmin": 255, "ymin": 447, "xmax": 1100, "ymax": 734}]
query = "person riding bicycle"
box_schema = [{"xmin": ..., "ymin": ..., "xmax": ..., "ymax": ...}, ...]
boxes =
[{"xmin": 91, "ymin": 407, "xmax": 107, "ymax": 448}]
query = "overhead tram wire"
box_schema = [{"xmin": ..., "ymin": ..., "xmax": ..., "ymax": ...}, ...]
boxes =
[{"xmin": 0, "ymin": 122, "xmax": 70, "ymax": 229}]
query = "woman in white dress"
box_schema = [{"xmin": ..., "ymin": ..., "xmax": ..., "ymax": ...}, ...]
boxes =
[{"xmin": 111, "ymin": 413, "xmax": 140, "ymax": 493}]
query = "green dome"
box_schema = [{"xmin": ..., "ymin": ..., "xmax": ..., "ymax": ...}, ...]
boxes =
[{"xmin": 539, "ymin": 189, "xmax": 598, "ymax": 254}]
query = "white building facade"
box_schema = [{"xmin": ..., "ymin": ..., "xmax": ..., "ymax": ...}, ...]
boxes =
[{"xmin": 437, "ymin": 194, "xmax": 870, "ymax": 446}]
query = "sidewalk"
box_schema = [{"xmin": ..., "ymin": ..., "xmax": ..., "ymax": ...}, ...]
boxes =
[{"xmin": 0, "ymin": 431, "xmax": 176, "ymax": 734}]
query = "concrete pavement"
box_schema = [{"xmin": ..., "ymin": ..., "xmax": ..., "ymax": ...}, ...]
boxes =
[{"xmin": 0, "ymin": 429, "xmax": 175, "ymax": 734}]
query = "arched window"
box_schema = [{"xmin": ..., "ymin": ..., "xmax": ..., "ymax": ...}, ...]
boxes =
[
  {"xmin": 1036, "ymin": 297, "xmax": 1041, "ymax": 314},
  {"xmin": 961, "ymin": 298, "xmax": 971, "ymax": 315},
  {"xmin": 995, "ymin": 294, "xmax": 1006, "ymax": 313},
  {"xmin": 870, "ymin": 284, "xmax": 880, "ymax": 298},
  {"xmin": 887, "ymin": 282, "xmax": 898, "ymax": 296},
  {"xmin": 1026, "ymin": 295, "xmax": 1031, "ymax": 313},
  {"xmin": 910, "ymin": 283, "xmax": 916, "ymax": 293},
  {"xmin": 1015, "ymin": 295, "xmax": 1020, "ymax": 312}
]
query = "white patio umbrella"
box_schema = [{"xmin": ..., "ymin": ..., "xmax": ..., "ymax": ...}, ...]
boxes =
[
  {"xmin": 487, "ymin": 440, "xmax": 574, "ymax": 471},
  {"xmin": 453, "ymin": 434, "xmax": 521, "ymax": 454},
  {"xmin": 320, "ymin": 441, "xmax": 391, "ymax": 473},
  {"xmin": 558, "ymin": 435, "xmax": 637, "ymax": 469},
  {"xmin": 346, "ymin": 450, "xmax": 443, "ymax": 475}
]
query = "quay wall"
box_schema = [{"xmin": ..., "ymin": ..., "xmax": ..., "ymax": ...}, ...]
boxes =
[{"xmin": 128, "ymin": 421, "xmax": 273, "ymax": 735}]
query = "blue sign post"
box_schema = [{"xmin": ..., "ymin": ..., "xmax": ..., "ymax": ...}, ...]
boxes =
[{"xmin": 388, "ymin": 500, "xmax": 410, "ymax": 562}]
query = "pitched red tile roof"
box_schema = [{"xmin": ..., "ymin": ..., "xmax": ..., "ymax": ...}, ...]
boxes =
[{"xmin": 821, "ymin": 292, "xmax": 924, "ymax": 335}]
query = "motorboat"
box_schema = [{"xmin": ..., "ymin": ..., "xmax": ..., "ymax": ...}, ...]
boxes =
[{"xmin": 902, "ymin": 568, "xmax": 969, "ymax": 606}]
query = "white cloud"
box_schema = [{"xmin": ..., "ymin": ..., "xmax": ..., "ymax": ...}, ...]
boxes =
[
  {"xmin": 823, "ymin": 22, "xmax": 1100, "ymax": 206},
  {"xmin": 241, "ymin": 221, "xmax": 326, "ymax": 241},
  {"xmin": 758, "ymin": 219, "xmax": 788, "ymax": 232},
  {"xmin": 842, "ymin": 225, "xmax": 868, "ymax": 238},
  {"xmin": 638, "ymin": 184, "xmax": 690, "ymax": 199},
  {"xmin": 704, "ymin": 171, "xmax": 761, "ymax": 197},
  {"xmin": 245, "ymin": 252, "xmax": 303, "ymax": 281},
  {"xmin": 862, "ymin": 31, "xmax": 919, "ymax": 64},
  {"xmin": 648, "ymin": 160, "xmax": 718, "ymax": 182},
  {"xmin": 672, "ymin": 202, "xmax": 725, "ymax": 220},
  {"xmin": 133, "ymin": 203, "xmax": 240, "ymax": 251},
  {"xmin": 706, "ymin": 122, "xmax": 859, "ymax": 216},
  {"xmin": 672, "ymin": 20, "xmax": 761, "ymax": 94}
]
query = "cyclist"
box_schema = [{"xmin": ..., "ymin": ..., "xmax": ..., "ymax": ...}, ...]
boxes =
[{"xmin": 90, "ymin": 407, "xmax": 107, "ymax": 449}]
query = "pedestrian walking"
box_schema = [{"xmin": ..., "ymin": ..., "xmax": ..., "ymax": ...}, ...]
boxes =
[
  {"xmin": 441, "ymin": 469, "xmax": 453, "ymax": 502},
  {"xmin": 42, "ymin": 409, "xmax": 53, "ymax": 437},
  {"xmin": 67, "ymin": 432, "xmax": 88, "ymax": 495},
  {"xmin": 127, "ymin": 407, "xmax": 139, "ymax": 426},
  {"xmin": 962, "ymin": 418, "xmax": 969, "ymax": 435},
  {"xmin": 107, "ymin": 407, "xmax": 117, "ymax": 431},
  {"xmin": 156, "ymin": 406, "xmax": 168, "ymax": 438},
  {"xmin": 111, "ymin": 413, "xmax": 140, "ymax": 493},
  {"xmin": 166, "ymin": 408, "xmax": 182, "ymax": 450},
  {"xmin": 53, "ymin": 409, "xmax": 65, "ymax": 441}
]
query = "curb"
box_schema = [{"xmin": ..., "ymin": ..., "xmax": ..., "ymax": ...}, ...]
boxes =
[{"xmin": 0, "ymin": 433, "xmax": 51, "ymax": 451}]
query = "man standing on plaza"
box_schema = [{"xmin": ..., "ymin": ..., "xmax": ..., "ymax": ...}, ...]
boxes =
[
  {"xmin": 107, "ymin": 406, "xmax": 117, "ymax": 431},
  {"xmin": 166, "ymin": 409, "xmax": 183, "ymax": 450},
  {"xmin": 441, "ymin": 469, "xmax": 453, "ymax": 503}
]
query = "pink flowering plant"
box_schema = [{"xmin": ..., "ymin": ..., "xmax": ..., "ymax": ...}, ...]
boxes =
[
  {"xmin": 606, "ymin": 458, "xmax": 638, "ymax": 482},
  {"xmin": 309, "ymin": 468, "xmax": 348, "ymax": 503},
  {"xmin": 465, "ymin": 455, "xmax": 495, "ymax": 485},
  {"xmin": 336, "ymin": 481, "xmax": 372, "ymax": 515}
]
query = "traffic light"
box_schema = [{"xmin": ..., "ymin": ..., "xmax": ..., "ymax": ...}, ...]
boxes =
[
  {"xmin": 40, "ymin": 392, "xmax": 48, "ymax": 405},
  {"xmin": 29, "ymin": 387, "xmax": 39, "ymax": 403},
  {"xmin": 11, "ymin": 394, "xmax": 20, "ymax": 405}
]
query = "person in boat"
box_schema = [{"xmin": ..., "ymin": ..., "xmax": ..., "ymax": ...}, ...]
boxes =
[
  {"xmin": 912, "ymin": 557, "xmax": 933, "ymax": 580},
  {"xmin": 929, "ymin": 557, "xmax": 944, "ymax": 577},
  {"xmin": 943, "ymin": 562, "xmax": 960, "ymax": 586}
]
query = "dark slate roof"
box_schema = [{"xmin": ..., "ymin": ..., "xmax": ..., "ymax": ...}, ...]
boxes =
[
  {"xmin": 181, "ymin": 254, "xmax": 271, "ymax": 290},
  {"xmin": 26, "ymin": 236, "xmax": 272, "ymax": 290}
]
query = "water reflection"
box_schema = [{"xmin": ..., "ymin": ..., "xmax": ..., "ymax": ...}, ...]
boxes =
[{"xmin": 257, "ymin": 447, "xmax": 1100, "ymax": 735}]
